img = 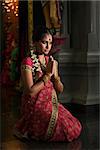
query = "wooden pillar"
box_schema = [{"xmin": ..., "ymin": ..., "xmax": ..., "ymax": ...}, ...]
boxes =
[{"xmin": 28, "ymin": 0, "xmax": 33, "ymax": 50}]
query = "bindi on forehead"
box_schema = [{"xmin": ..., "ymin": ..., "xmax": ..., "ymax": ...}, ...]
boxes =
[{"xmin": 42, "ymin": 36, "xmax": 52, "ymax": 42}]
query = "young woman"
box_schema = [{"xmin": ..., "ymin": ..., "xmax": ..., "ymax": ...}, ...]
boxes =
[{"xmin": 14, "ymin": 27, "xmax": 82, "ymax": 142}]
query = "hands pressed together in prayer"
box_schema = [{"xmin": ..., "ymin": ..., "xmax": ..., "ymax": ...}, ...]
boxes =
[
  {"xmin": 45, "ymin": 56, "xmax": 58, "ymax": 78},
  {"xmin": 42, "ymin": 56, "xmax": 63, "ymax": 93}
]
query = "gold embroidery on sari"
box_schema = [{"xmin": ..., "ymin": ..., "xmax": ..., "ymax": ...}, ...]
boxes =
[
  {"xmin": 45, "ymin": 90, "xmax": 58, "ymax": 140},
  {"xmin": 21, "ymin": 65, "xmax": 32, "ymax": 72}
]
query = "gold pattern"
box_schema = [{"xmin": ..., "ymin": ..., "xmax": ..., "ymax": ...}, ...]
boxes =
[
  {"xmin": 45, "ymin": 90, "xmax": 58, "ymax": 140},
  {"xmin": 21, "ymin": 65, "xmax": 32, "ymax": 72},
  {"xmin": 54, "ymin": 76, "xmax": 60, "ymax": 82},
  {"xmin": 42, "ymin": 73, "xmax": 51, "ymax": 85}
]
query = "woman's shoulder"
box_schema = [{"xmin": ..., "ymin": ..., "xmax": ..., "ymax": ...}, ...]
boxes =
[{"xmin": 22, "ymin": 57, "xmax": 33, "ymax": 66}]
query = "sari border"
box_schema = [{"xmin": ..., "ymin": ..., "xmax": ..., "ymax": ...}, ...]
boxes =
[
  {"xmin": 21, "ymin": 64, "xmax": 32, "ymax": 72},
  {"xmin": 45, "ymin": 90, "xmax": 58, "ymax": 140}
]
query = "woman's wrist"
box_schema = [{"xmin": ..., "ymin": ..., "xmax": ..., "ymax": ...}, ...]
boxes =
[
  {"xmin": 53, "ymin": 68, "xmax": 59, "ymax": 79},
  {"xmin": 54, "ymin": 75, "xmax": 60, "ymax": 82},
  {"xmin": 42, "ymin": 73, "xmax": 51, "ymax": 85},
  {"xmin": 46, "ymin": 72, "xmax": 52, "ymax": 77}
]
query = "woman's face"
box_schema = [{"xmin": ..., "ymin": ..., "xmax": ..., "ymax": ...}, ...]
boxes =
[{"xmin": 38, "ymin": 33, "xmax": 53, "ymax": 55}]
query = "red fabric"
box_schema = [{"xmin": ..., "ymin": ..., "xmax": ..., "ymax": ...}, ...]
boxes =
[
  {"xmin": 22, "ymin": 57, "xmax": 33, "ymax": 66},
  {"xmin": 15, "ymin": 57, "xmax": 82, "ymax": 141}
]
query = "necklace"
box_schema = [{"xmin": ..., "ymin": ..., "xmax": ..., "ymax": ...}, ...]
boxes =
[
  {"xmin": 30, "ymin": 43, "xmax": 50, "ymax": 83},
  {"xmin": 30, "ymin": 45, "xmax": 41, "ymax": 76}
]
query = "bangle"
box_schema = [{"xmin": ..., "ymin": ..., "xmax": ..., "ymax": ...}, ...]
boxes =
[
  {"xmin": 42, "ymin": 73, "xmax": 51, "ymax": 85},
  {"xmin": 54, "ymin": 76, "xmax": 60, "ymax": 82}
]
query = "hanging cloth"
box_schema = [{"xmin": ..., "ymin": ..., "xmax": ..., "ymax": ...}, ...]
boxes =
[{"xmin": 41, "ymin": 0, "xmax": 62, "ymax": 36}]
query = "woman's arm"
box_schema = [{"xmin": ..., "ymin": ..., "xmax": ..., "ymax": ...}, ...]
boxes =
[
  {"xmin": 21, "ymin": 66, "xmax": 51, "ymax": 97},
  {"xmin": 53, "ymin": 76, "xmax": 64, "ymax": 93},
  {"xmin": 52, "ymin": 60, "xmax": 64, "ymax": 93},
  {"xmin": 21, "ymin": 60, "xmax": 53, "ymax": 97}
]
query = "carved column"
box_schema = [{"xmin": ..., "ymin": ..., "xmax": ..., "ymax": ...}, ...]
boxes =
[
  {"xmin": 61, "ymin": 1, "xmax": 70, "ymax": 49},
  {"xmin": 58, "ymin": 2, "xmax": 88, "ymax": 104},
  {"xmin": 87, "ymin": 1, "xmax": 100, "ymax": 105},
  {"xmin": 88, "ymin": 1, "xmax": 99, "ymax": 51}
]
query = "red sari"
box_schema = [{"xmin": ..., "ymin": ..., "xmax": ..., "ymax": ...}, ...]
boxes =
[{"xmin": 15, "ymin": 56, "xmax": 82, "ymax": 142}]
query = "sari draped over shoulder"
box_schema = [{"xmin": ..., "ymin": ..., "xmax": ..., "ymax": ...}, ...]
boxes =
[{"xmin": 15, "ymin": 56, "xmax": 82, "ymax": 142}]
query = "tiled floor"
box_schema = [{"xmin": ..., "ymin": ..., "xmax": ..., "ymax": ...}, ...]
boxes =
[{"xmin": 1, "ymin": 86, "xmax": 99, "ymax": 150}]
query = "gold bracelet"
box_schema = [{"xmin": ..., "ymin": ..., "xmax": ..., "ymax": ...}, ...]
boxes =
[
  {"xmin": 42, "ymin": 73, "xmax": 51, "ymax": 85},
  {"xmin": 54, "ymin": 76, "xmax": 60, "ymax": 82}
]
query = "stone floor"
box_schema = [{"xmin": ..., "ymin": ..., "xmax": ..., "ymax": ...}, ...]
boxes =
[{"xmin": 1, "ymin": 86, "xmax": 99, "ymax": 150}]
